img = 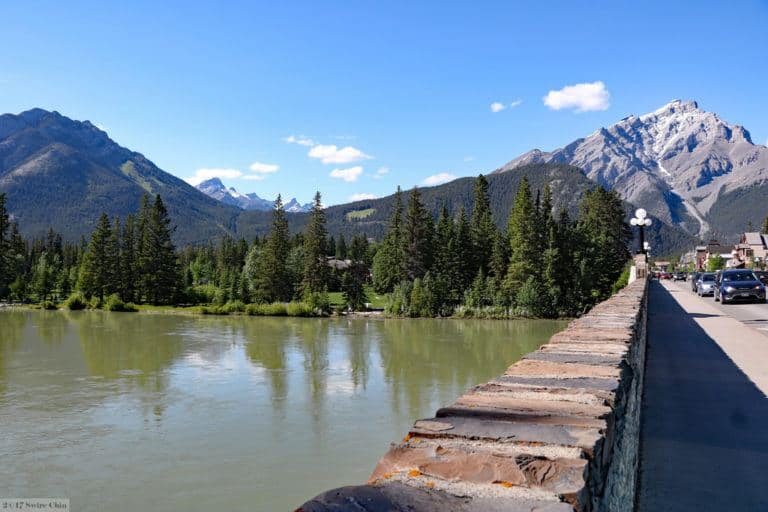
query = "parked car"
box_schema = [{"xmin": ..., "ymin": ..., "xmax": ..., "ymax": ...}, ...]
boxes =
[
  {"xmin": 673, "ymin": 272, "xmax": 686, "ymax": 281},
  {"xmin": 753, "ymin": 270, "xmax": 768, "ymax": 286},
  {"xmin": 660, "ymin": 272, "xmax": 672, "ymax": 280},
  {"xmin": 714, "ymin": 269, "xmax": 766, "ymax": 304},
  {"xmin": 690, "ymin": 272, "xmax": 702, "ymax": 292},
  {"xmin": 695, "ymin": 272, "xmax": 716, "ymax": 296}
]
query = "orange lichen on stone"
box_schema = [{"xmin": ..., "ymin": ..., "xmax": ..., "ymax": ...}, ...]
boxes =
[
  {"xmin": 408, "ymin": 469, "xmax": 422, "ymax": 477},
  {"xmin": 493, "ymin": 480, "xmax": 515, "ymax": 488},
  {"xmin": 402, "ymin": 433, "xmax": 412, "ymax": 442}
]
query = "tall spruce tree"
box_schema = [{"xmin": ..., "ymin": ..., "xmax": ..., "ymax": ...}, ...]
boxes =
[
  {"xmin": 250, "ymin": 195, "xmax": 292, "ymax": 302},
  {"xmin": 0, "ymin": 194, "xmax": 11, "ymax": 298},
  {"xmin": 301, "ymin": 192, "xmax": 329, "ymax": 296},
  {"xmin": 138, "ymin": 195, "xmax": 180, "ymax": 304},
  {"xmin": 505, "ymin": 177, "xmax": 538, "ymax": 294},
  {"xmin": 402, "ymin": 187, "xmax": 434, "ymax": 280},
  {"xmin": 762, "ymin": 215, "xmax": 768, "ymax": 234},
  {"xmin": 121, "ymin": 214, "xmax": 137, "ymax": 303},
  {"xmin": 78, "ymin": 213, "xmax": 117, "ymax": 302},
  {"xmin": 372, "ymin": 187, "xmax": 405, "ymax": 293},
  {"xmin": 577, "ymin": 187, "xmax": 631, "ymax": 301},
  {"xmin": 454, "ymin": 206, "xmax": 474, "ymax": 290},
  {"xmin": 470, "ymin": 175, "xmax": 497, "ymax": 275}
]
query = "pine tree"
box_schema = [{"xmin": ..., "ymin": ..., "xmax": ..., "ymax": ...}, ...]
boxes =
[
  {"xmin": 33, "ymin": 252, "xmax": 55, "ymax": 301},
  {"xmin": 762, "ymin": 215, "xmax": 768, "ymax": 234},
  {"xmin": 247, "ymin": 195, "xmax": 292, "ymax": 302},
  {"xmin": 301, "ymin": 192, "xmax": 330, "ymax": 296},
  {"xmin": 454, "ymin": 206, "xmax": 474, "ymax": 290},
  {"xmin": 0, "ymin": 193, "xmax": 11, "ymax": 298},
  {"xmin": 335, "ymin": 233, "xmax": 348, "ymax": 260},
  {"xmin": 372, "ymin": 187, "xmax": 405, "ymax": 293},
  {"xmin": 489, "ymin": 229, "xmax": 509, "ymax": 285},
  {"xmin": 470, "ymin": 175, "xmax": 497, "ymax": 275},
  {"xmin": 121, "ymin": 214, "xmax": 137, "ymax": 303},
  {"xmin": 138, "ymin": 195, "xmax": 180, "ymax": 305},
  {"xmin": 402, "ymin": 187, "xmax": 434, "ymax": 280},
  {"xmin": 78, "ymin": 213, "xmax": 117, "ymax": 302},
  {"xmin": 577, "ymin": 187, "xmax": 631, "ymax": 301},
  {"xmin": 505, "ymin": 177, "xmax": 537, "ymax": 295}
]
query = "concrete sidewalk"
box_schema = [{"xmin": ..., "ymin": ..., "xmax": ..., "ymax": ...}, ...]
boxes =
[{"xmin": 637, "ymin": 281, "xmax": 768, "ymax": 511}]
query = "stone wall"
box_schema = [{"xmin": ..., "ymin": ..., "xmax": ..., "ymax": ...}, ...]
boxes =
[{"xmin": 298, "ymin": 279, "xmax": 648, "ymax": 512}]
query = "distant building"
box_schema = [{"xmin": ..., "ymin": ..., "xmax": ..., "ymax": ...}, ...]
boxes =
[{"xmin": 732, "ymin": 232, "xmax": 768, "ymax": 268}]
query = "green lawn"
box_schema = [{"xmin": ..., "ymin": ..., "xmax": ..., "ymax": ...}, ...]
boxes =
[
  {"xmin": 345, "ymin": 208, "xmax": 376, "ymax": 221},
  {"xmin": 329, "ymin": 286, "xmax": 387, "ymax": 309}
]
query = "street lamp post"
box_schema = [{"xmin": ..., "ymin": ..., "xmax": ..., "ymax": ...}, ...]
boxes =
[{"xmin": 630, "ymin": 208, "xmax": 652, "ymax": 255}]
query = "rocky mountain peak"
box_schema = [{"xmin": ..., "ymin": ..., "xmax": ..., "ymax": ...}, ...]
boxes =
[{"xmin": 495, "ymin": 99, "xmax": 768, "ymax": 239}]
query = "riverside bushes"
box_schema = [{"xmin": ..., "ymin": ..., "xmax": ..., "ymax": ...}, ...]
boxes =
[
  {"xmin": 104, "ymin": 294, "xmax": 138, "ymax": 312},
  {"xmin": 65, "ymin": 292, "xmax": 88, "ymax": 310}
]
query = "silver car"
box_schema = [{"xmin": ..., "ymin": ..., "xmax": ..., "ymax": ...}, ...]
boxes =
[{"xmin": 696, "ymin": 273, "xmax": 716, "ymax": 296}]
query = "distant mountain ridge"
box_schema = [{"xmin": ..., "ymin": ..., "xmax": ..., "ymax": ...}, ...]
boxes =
[
  {"xmin": 0, "ymin": 108, "xmax": 238, "ymax": 245},
  {"xmin": 0, "ymin": 107, "xmax": 697, "ymax": 255},
  {"xmin": 195, "ymin": 177, "xmax": 312, "ymax": 212},
  {"xmin": 495, "ymin": 100, "xmax": 768, "ymax": 240}
]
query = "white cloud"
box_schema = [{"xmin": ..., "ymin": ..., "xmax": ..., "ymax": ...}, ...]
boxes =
[
  {"xmin": 422, "ymin": 172, "xmax": 458, "ymax": 186},
  {"xmin": 248, "ymin": 161, "xmax": 279, "ymax": 174},
  {"xmin": 185, "ymin": 168, "xmax": 242, "ymax": 186},
  {"xmin": 490, "ymin": 99, "xmax": 523, "ymax": 113},
  {"xmin": 283, "ymin": 134, "xmax": 315, "ymax": 146},
  {"xmin": 242, "ymin": 175, "xmax": 266, "ymax": 181},
  {"xmin": 463, "ymin": 156, "xmax": 474, "ymax": 162},
  {"xmin": 309, "ymin": 144, "xmax": 372, "ymax": 164},
  {"xmin": 543, "ymin": 81, "xmax": 610, "ymax": 112},
  {"xmin": 329, "ymin": 166, "xmax": 364, "ymax": 182},
  {"xmin": 349, "ymin": 193, "xmax": 378, "ymax": 201}
]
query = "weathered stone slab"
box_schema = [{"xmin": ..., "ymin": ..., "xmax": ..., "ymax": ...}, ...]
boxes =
[
  {"xmin": 523, "ymin": 351, "xmax": 624, "ymax": 366},
  {"xmin": 505, "ymin": 359, "xmax": 621, "ymax": 380},
  {"xmin": 436, "ymin": 406, "xmax": 607, "ymax": 429},
  {"xmin": 491, "ymin": 375, "xmax": 621, "ymax": 393},
  {"xmin": 408, "ymin": 415, "xmax": 603, "ymax": 451},
  {"xmin": 452, "ymin": 393, "xmax": 611, "ymax": 419}
]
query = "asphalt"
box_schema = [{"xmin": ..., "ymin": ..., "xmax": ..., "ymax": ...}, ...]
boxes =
[{"xmin": 636, "ymin": 280, "xmax": 768, "ymax": 511}]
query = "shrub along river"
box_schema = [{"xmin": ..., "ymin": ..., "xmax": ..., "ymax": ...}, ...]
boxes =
[{"xmin": 0, "ymin": 309, "xmax": 566, "ymax": 511}]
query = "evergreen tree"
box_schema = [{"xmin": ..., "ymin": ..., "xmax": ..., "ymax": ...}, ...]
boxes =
[
  {"xmin": 247, "ymin": 195, "xmax": 292, "ymax": 302},
  {"xmin": 138, "ymin": 195, "xmax": 180, "ymax": 305},
  {"xmin": 301, "ymin": 192, "xmax": 330, "ymax": 296},
  {"xmin": 335, "ymin": 233, "xmax": 348, "ymax": 260},
  {"xmin": 577, "ymin": 187, "xmax": 631, "ymax": 301},
  {"xmin": 489, "ymin": 229, "xmax": 509, "ymax": 285},
  {"xmin": 78, "ymin": 213, "xmax": 117, "ymax": 302},
  {"xmin": 372, "ymin": 187, "xmax": 405, "ymax": 293},
  {"xmin": 32, "ymin": 252, "xmax": 55, "ymax": 301},
  {"xmin": 0, "ymin": 193, "xmax": 11, "ymax": 298},
  {"xmin": 505, "ymin": 177, "xmax": 537, "ymax": 295},
  {"xmin": 121, "ymin": 214, "xmax": 137, "ymax": 303},
  {"xmin": 762, "ymin": 215, "xmax": 768, "ymax": 234},
  {"xmin": 470, "ymin": 175, "xmax": 497, "ymax": 275},
  {"xmin": 454, "ymin": 207, "xmax": 474, "ymax": 290},
  {"xmin": 402, "ymin": 187, "xmax": 434, "ymax": 280}
]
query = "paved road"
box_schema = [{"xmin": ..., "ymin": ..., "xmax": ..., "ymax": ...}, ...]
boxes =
[
  {"xmin": 675, "ymin": 278, "xmax": 768, "ymax": 335},
  {"xmin": 637, "ymin": 280, "xmax": 768, "ymax": 511}
]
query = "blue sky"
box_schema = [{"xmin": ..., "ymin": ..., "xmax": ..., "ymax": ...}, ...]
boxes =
[{"xmin": 1, "ymin": 0, "xmax": 767, "ymax": 205}]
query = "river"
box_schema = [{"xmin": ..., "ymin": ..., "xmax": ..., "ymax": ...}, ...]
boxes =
[{"xmin": 0, "ymin": 309, "xmax": 566, "ymax": 511}]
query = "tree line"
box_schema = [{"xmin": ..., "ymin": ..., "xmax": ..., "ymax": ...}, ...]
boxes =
[
  {"xmin": 0, "ymin": 192, "xmax": 371, "ymax": 313},
  {"xmin": 0, "ymin": 175, "xmax": 632, "ymax": 317},
  {"xmin": 372, "ymin": 175, "xmax": 631, "ymax": 317}
]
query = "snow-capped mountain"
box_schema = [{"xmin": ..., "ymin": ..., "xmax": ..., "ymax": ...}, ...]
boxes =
[
  {"xmin": 196, "ymin": 178, "xmax": 312, "ymax": 212},
  {"xmin": 496, "ymin": 100, "xmax": 768, "ymax": 239}
]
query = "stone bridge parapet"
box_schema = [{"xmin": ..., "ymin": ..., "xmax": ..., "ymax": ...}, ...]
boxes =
[{"xmin": 298, "ymin": 278, "xmax": 649, "ymax": 512}]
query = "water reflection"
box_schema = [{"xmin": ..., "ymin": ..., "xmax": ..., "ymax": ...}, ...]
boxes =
[{"xmin": 0, "ymin": 310, "xmax": 566, "ymax": 512}]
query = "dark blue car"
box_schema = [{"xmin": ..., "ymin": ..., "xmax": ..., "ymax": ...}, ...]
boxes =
[{"xmin": 714, "ymin": 269, "xmax": 766, "ymax": 304}]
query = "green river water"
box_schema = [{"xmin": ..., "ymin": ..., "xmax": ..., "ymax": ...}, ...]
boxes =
[{"xmin": 0, "ymin": 309, "xmax": 566, "ymax": 511}]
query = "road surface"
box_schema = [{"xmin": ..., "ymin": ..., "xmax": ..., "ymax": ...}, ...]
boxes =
[{"xmin": 636, "ymin": 280, "xmax": 768, "ymax": 511}]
